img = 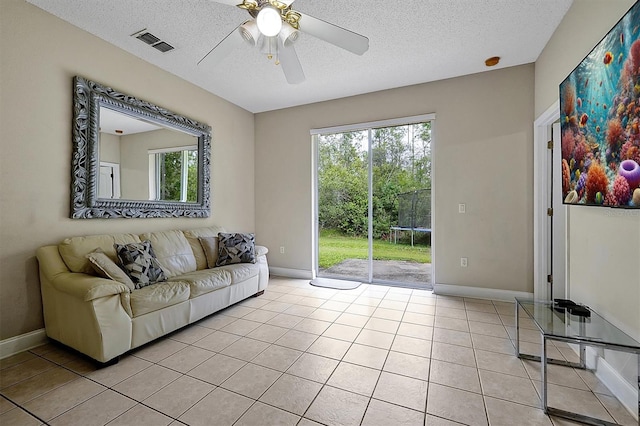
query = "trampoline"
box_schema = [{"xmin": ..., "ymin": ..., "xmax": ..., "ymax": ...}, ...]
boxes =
[{"xmin": 392, "ymin": 189, "xmax": 431, "ymax": 246}]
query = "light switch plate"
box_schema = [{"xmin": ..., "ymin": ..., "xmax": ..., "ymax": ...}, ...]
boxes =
[{"xmin": 459, "ymin": 203, "xmax": 466, "ymax": 213}]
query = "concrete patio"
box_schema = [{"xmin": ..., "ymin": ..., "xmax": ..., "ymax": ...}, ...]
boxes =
[{"xmin": 320, "ymin": 259, "xmax": 432, "ymax": 287}]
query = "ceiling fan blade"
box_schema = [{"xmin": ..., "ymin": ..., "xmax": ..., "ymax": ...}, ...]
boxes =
[
  {"xmin": 197, "ymin": 26, "xmax": 244, "ymax": 66},
  {"xmin": 278, "ymin": 41, "xmax": 305, "ymax": 84},
  {"xmin": 208, "ymin": 0, "xmax": 243, "ymax": 6},
  {"xmin": 298, "ymin": 13, "xmax": 369, "ymax": 55}
]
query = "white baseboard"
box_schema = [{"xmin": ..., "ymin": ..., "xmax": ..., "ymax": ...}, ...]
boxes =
[
  {"xmin": 0, "ymin": 329, "xmax": 48, "ymax": 360},
  {"xmin": 433, "ymin": 283, "xmax": 533, "ymax": 302},
  {"xmin": 596, "ymin": 355, "xmax": 638, "ymax": 421},
  {"xmin": 270, "ymin": 267, "xmax": 313, "ymax": 280}
]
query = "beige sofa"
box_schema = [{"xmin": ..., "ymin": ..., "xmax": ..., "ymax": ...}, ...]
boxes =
[{"xmin": 36, "ymin": 226, "xmax": 269, "ymax": 364}]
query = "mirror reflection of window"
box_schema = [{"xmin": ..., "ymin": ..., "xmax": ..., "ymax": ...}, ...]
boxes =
[
  {"xmin": 148, "ymin": 147, "xmax": 198, "ymax": 202},
  {"xmin": 98, "ymin": 106, "xmax": 200, "ymax": 202}
]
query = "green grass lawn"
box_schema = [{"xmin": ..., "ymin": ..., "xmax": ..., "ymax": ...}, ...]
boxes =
[{"xmin": 318, "ymin": 229, "xmax": 431, "ymax": 269}]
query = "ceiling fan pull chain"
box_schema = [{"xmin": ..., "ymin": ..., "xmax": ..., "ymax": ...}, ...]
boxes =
[{"xmin": 266, "ymin": 36, "xmax": 277, "ymax": 61}]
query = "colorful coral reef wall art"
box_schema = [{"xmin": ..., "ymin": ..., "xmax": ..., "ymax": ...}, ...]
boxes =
[{"xmin": 560, "ymin": 1, "xmax": 640, "ymax": 208}]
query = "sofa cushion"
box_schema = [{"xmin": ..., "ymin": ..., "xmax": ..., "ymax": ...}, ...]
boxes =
[
  {"xmin": 140, "ymin": 230, "xmax": 196, "ymax": 278},
  {"xmin": 176, "ymin": 269, "xmax": 231, "ymax": 298},
  {"xmin": 86, "ymin": 249, "xmax": 135, "ymax": 292},
  {"xmin": 218, "ymin": 262, "xmax": 260, "ymax": 284},
  {"xmin": 183, "ymin": 226, "xmax": 226, "ymax": 270},
  {"xmin": 216, "ymin": 233, "xmax": 256, "ymax": 266},
  {"xmin": 129, "ymin": 281, "xmax": 190, "ymax": 317},
  {"xmin": 199, "ymin": 236, "xmax": 219, "ymax": 269},
  {"xmin": 115, "ymin": 241, "xmax": 166, "ymax": 289},
  {"xmin": 59, "ymin": 233, "xmax": 141, "ymax": 274}
]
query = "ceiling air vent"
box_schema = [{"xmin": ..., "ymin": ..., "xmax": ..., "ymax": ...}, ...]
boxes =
[
  {"xmin": 132, "ymin": 29, "xmax": 175, "ymax": 53},
  {"xmin": 153, "ymin": 41, "xmax": 174, "ymax": 53},
  {"xmin": 136, "ymin": 32, "xmax": 160, "ymax": 45}
]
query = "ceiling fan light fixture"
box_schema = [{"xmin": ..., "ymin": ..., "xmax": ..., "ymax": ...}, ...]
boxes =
[
  {"xmin": 284, "ymin": 10, "xmax": 301, "ymax": 30},
  {"xmin": 279, "ymin": 22, "xmax": 299, "ymax": 47},
  {"xmin": 238, "ymin": 0, "xmax": 258, "ymax": 11},
  {"xmin": 239, "ymin": 20, "xmax": 260, "ymax": 46},
  {"xmin": 256, "ymin": 6, "xmax": 282, "ymax": 37}
]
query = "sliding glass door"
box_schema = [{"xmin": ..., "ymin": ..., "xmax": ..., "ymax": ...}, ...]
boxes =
[
  {"xmin": 371, "ymin": 124, "xmax": 432, "ymax": 285},
  {"xmin": 316, "ymin": 130, "xmax": 369, "ymax": 282},
  {"xmin": 315, "ymin": 116, "xmax": 433, "ymax": 287}
]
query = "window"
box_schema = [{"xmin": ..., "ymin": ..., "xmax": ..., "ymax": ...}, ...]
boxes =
[{"xmin": 148, "ymin": 146, "xmax": 198, "ymax": 202}]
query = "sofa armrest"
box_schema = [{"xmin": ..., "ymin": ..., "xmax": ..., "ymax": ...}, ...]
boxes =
[
  {"xmin": 51, "ymin": 272, "xmax": 130, "ymax": 302},
  {"xmin": 37, "ymin": 245, "xmax": 130, "ymax": 302},
  {"xmin": 255, "ymin": 246, "xmax": 269, "ymax": 292}
]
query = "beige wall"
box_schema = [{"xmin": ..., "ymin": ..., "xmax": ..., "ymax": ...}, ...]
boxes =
[
  {"xmin": 99, "ymin": 132, "xmax": 121, "ymax": 164},
  {"xmin": 255, "ymin": 65, "xmax": 535, "ymax": 293},
  {"xmin": 0, "ymin": 0, "xmax": 255, "ymax": 340},
  {"xmin": 535, "ymin": 0, "xmax": 636, "ymax": 117},
  {"xmin": 535, "ymin": 0, "xmax": 639, "ymax": 391}
]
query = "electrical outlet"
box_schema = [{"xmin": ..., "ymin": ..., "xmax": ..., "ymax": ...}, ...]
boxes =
[
  {"xmin": 280, "ymin": 246, "xmax": 285, "ymax": 254},
  {"xmin": 459, "ymin": 203, "xmax": 466, "ymax": 213},
  {"xmin": 460, "ymin": 257, "xmax": 468, "ymax": 267}
]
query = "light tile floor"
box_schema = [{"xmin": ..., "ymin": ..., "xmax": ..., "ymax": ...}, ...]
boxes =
[{"xmin": 0, "ymin": 277, "xmax": 637, "ymax": 426}]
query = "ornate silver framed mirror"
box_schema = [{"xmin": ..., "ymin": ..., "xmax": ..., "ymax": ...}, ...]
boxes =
[{"xmin": 71, "ymin": 76, "xmax": 211, "ymax": 218}]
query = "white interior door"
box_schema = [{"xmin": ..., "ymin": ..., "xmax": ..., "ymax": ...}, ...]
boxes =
[{"xmin": 98, "ymin": 162, "xmax": 121, "ymax": 199}]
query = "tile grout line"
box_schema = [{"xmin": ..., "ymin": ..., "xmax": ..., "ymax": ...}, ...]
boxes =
[
  {"xmin": 2, "ymin": 283, "xmax": 628, "ymax": 425},
  {"xmin": 0, "ymin": 293, "xmax": 537, "ymax": 425},
  {"xmin": 357, "ymin": 287, "xmax": 411, "ymax": 426},
  {"xmin": 283, "ymin": 283, "xmax": 371, "ymax": 425},
  {"xmin": 233, "ymin": 281, "xmax": 368, "ymax": 425},
  {"xmin": 40, "ymin": 350, "xmax": 184, "ymax": 425},
  {"xmin": 0, "ymin": 391, "xmax": 51, "ymax": 425}
]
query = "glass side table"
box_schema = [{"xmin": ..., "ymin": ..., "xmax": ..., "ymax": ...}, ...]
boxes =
[{"xmin": 515, "ymin": 298, "xmax": 640, "ymax": 426}]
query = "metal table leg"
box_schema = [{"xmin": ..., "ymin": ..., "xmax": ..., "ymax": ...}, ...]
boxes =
[
  {"xmin": 579, "ymin": 343, "xmax": 586, "ymax": 369},
  {"xmin": 542, "ymin": 334, "xmax": 548, "ymax": 413},
  {"xmin": 515, "ymin": 299, "xmax": 637, "ymax": 425},
  {"xmin": 544, "ymin": 337, "xmax": 622, "ymax": 426},
  {"xmin": 515, "ymin": 301, "xmax": 520, "ymax": 357},
  {"xmin": 579, "ymin": 317, "xmax": 587, "ymax": 369}
]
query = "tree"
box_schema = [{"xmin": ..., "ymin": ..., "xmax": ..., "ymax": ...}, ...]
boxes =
[
  {"xmin": 318, "ymin": 122, "xmax": 432, "ymax": 239},
  {"xmin": 160, "ymin": 151, "xmax": 182, "ymax": 201},
  {"xmin": 318, "ymin": 132, "xmax": 368, "ymax": 235},
  {"xmin": 158, "ymin": 149, "xmax": 198, "ymax": 202}
]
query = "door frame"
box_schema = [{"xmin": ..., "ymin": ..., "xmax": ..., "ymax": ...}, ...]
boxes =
[
  {"xmin": 533, "ymin": 100, "xmax": 567, "ymax": 300},
  {"xmin": 311, "ymin": 114, "xmax": 436, "ymax": 287}
]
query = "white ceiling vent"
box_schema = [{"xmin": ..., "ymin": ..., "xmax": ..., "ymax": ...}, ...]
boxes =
[{"xmin": 132, "ymin": 29, "xmax": 174, "ymax": 53}]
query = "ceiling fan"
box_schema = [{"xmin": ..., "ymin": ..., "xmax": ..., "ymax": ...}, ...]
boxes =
[{"xmin": 198, "ymin": 0, "xmax": 369, "ymax": 84}]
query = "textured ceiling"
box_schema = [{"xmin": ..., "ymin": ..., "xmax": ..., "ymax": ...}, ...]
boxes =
[{"xmin": 27, "ymin": 0, "xmax": 573, "ymax": 113}]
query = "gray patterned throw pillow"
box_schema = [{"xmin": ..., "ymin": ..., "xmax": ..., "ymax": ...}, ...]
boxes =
[
  {"xmin": 114, "ymin": 240, "xmax": 166, "ymax": 289},
  {"xmin": 216, "ymin": 233, "xmax": 256, "ymax": 266}
]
